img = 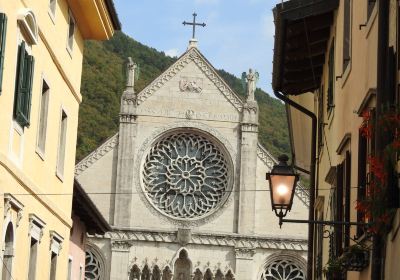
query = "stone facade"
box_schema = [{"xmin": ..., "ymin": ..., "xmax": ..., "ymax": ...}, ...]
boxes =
[{"xmin": 76, "ymin": 42, "xmax": 309, "ymax": 280}]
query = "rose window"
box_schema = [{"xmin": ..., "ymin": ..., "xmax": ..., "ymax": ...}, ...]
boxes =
[
  {"xmin": 85, "ymin": 249, "xmax": 104, "ymax": 280},
  {"xmin": 261, "ymin": 259, "xmax": 305, "ymax": 280},
  {"xmin": 142, "ymin": 132, "xmax": 230, "ymax": 219}
]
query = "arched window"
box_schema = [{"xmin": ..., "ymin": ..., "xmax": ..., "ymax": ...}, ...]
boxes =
[
  {"xmin": 2, "ymin": 223, "xmax": 14, "ymax": 280},
  {"xmin": 260, "ymin": 255, "xmax": 306, "ymax": 280},
  {"xmin": 151, "ymin": 265, "xmax": 161, "ymax": 280},
  {"xmin": 129, "ymin": 265, "xmax": 140, "ymax": 280},
  {"xmin": 204, "ymin": 269, "xmax": 213, "ymax": 280},
  {"xmin": 173, "ymin": 250, "xmax": 191, "ymax": 280},
  {"xmin": 162, "ymin": 266, "xmax": 172, "ymax": 280},
  {"xmin": 193, "ymin": 268, "xmax": 202, "ymax": 280},
  {"xmin": 85, "ymin": 245, "xmax": 105, "ymax": 280},
  {"xmin": 141, "ymin": 265, "xmax": 150, "ymax": 280},
  {"xmin": 225, "ymin": 270, "xmax": 235, "ymax": 280},
  {"xmin": 215, "ymin": 269, "xmax": 224, "ymax": 280}
]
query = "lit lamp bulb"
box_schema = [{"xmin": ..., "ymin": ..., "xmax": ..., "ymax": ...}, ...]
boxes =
[
  {"xmin": 277, "ymin": 184, "xmax": 289, "ymax": 196},
  {"xmin": 276, "ymin": 183, "xmax": 289, "ymax": 204}
]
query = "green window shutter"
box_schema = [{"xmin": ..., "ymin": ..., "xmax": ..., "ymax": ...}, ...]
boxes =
[
  {"xmin": 0, "ymin": 13, "xmax": 7, "ymax": 94},
  {"xmin": 14, "ymin": 41, "xmax": 34, "ymax": 127}
]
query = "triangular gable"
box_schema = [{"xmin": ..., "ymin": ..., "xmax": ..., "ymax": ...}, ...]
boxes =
[
  {"xmin": 257, "ymin": 143, "xmax": 309, "ymax": 207},
  {"xmin": 75, "ymin": 133, "xmax": 119, "ymax": 176},
  {"xmin": 136, "ymin": 47, "xmax": 244, "ymax": 112}
]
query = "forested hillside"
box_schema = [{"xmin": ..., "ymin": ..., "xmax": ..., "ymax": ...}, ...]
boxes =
[{"xmin": 77, "ymin": 32, "xmax": 289, "ymax": 161}]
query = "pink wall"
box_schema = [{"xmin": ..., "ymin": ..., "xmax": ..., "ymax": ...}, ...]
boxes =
[{"xmin": 68, "ymin": 213, "xmax": 87, "ymax": 280}]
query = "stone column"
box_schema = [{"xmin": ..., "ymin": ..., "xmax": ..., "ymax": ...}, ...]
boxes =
[
  {"xmin": 234, "ymin": 247, "xmax": 255, "ymax": 280},
  {"xmin": 113, "ymin": 90, "xmax": 137, "ymax": 227},
  {"xmin": 110, "ymin": 241, "xmax": 132, "ymax": 280},
  {"xmin": 238, "ymin": 101, "xmax": 259, "ymax": 234}
]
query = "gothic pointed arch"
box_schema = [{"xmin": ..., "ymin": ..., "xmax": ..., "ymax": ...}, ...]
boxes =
[
  {"xmin": 173, "ymin": 249, "xmax": 191, "ymax": 280},
  {"xmin": 85, "ymin": 243, "xmax": 106, "ymax": 280},
  {"xmin": 162, "ymin": 266, "xmax": 172, "ymax": 280},
  {"xmin": 2, "ymin": 222, "xmax": 14, "ymax": 280},
  {"xmin": 151, "ymin": 265, "xmax": 161, "ymax": 280},
  {"xmin": 204, "ymin": 269, "xmax": 213, "ymax": 280},
  {"xmin": 142, "ymin": 265, "xmax": 151, "ymax": 280},
  {"xmin": 129, "ymin": 264, "xmax": 141, "ymax": 280},
  {"xmin": 215, "ymin": 269, "xmax": 224, "ymax": 280},
  {"xmin": 193, "ymin": 268, "xmax": 203, "ymax": 280},
  {"xmin": 225, "ymin": 270, "xmax": 235, "ymax": 280},
  {"xmin": 259, "ymin": 252, "xmax": 306, "ymax": 280}
]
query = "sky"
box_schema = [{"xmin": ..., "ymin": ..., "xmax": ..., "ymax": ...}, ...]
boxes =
[{"xmin": 113, "ymin": 0, "xmax": 282, "ymax": 94}]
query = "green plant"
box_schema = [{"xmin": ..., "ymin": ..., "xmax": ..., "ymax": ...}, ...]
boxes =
[{"xmin": 323, "ymin": 258, "xmax": 344, "ymax": 277}]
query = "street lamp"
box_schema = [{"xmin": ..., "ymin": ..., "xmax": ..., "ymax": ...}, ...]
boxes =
[{"xmin": 266, "ymin": 154, "xmax": 299, "ymax": 222}]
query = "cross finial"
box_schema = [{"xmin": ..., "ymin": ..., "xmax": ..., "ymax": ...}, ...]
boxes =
[{"xmin": 183, "ymin": 12, "xmax": 206, "ymax": 39}]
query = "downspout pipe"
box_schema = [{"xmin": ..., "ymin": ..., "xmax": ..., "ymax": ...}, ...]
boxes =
[
  {"xmin": 372, "ymin": 0, "xmax": 389, "ymax": 279},
  {"xmin": 274, "ymin": 90, "xmax": 317, "ymax": 280}
]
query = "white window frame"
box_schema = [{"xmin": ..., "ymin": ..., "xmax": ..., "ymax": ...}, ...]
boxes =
[
  {"xmin": 48, "ymin": 0, "xmax": 57, "ymax": 23},
  {"xmin": 56, "ymin": 107, "xmax": 68, "ymax": 181},
  {"xmin": 66, "ymin": 10, "xmax": 75, "ymax": 56},
  {"xmin": 35, "ymin": 75, "xmax": 50, "ymax": 160}
]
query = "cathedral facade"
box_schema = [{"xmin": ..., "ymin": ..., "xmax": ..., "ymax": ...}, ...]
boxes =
[{"xmin": 76, "ymin": 40, "xmax": 309, "ymax": 280}]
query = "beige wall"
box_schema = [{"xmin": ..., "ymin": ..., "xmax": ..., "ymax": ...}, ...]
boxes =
[{"xmin": 0, "ymin": 0, "xmax": 115, "ymax": 279}]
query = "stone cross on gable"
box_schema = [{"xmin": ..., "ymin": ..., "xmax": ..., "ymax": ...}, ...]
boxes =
[{"xmin": 183, "ymin": 12, "xmax": 206, "ymax": 39}]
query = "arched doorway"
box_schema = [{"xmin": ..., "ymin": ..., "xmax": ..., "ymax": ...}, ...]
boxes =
[
  {"xmin": 2, "ymin": 223, "xmax": 14, "ymax": 280},
  {"xmin": 173, "ymin": 250, "xmax": 191, "ymax": 280}
]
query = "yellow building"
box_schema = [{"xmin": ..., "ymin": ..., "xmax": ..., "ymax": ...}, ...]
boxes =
[
  {"xmin": 0, "ymin": 0, "xmax": 119, "ymax": 279},
  {"xmin": 272, "ymin": 0, "xmax": 399, "ymax": 279}
]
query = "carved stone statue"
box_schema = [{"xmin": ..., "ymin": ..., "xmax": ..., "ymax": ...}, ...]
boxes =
[
  {"xmin": 126, "ymin": 57, "xmax": 138, "ymax": 90},
  {"xmin": 241, "ymin": 68, "xmax": 259, "ymax": 102}
]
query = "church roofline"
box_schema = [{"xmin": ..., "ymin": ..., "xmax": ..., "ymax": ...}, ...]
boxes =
[
  {"xmin": 75, "ymin": 133, "xmax": 119, "ymax": 176},
  {"xmin": 135, "ymin": 47, "xmax": 245, "ymax": 112}
]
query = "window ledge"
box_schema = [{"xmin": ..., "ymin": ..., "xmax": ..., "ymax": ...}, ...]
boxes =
[
  {"xmin": 66, "ymin": 46, "xmax": 72, "ymax": 59},
  {"xmin": 35, "ymin": 148, "xmax": 45, "ymax": 161},
  {"xmin": 341, "ymin": 61, "xmax": 352, "ymax": 88},
  {"xmin": 56, "ymin": 169, "xmax": 64, "ymax": 182}
]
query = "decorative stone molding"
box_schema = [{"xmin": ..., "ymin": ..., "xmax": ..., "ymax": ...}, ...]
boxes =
[
  {"xmin": 136, "ymin": 48, "xmax": 244, "ymax": 112},
  {"xmin": 3, "ymin": 193, "xmax": 24, "ymax": 227},
  {"xmin": 111, "ymin": 240, "xmax": 132, "ymax": 251},
  {"xmin": 256, "ymin": 143, "xmax": 310, "ymax": 207},
  {"xmin": 106, "ymin": 230, "xmax": 308, "ymax": 251},
  {"xmin": 49, "ymin": 230, "xmax": 63, "ymax": 255},
  {"xmin": 241, "ymin": 123, "xmax": 258, "ymax": 132},
  {"xmin": 28, "ymin": 214, "xmax": 46, "ymax": 242},
  {"xmin": 75, "ymin": 134, "xmax": 119, "ymax": 176},
  {"xmin": 179, "ymin": 78, "xmax": 203, "ymax": 93},
  {"xmin": 235, "ymin": 247, "xmax": 255, "ymax": 260},
  {"xmin": 135, "ymin": 121, "xmax": 237, "ymax": 228},
  {"xmin": 177, "ymin": 228, "xmax": 192, "ymax": 246},
  {"xmin": 120, "ymin": 114, "xmax": 136, "ymax": 123}
]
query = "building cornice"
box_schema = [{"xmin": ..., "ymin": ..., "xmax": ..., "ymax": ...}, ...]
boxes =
[{"xmin": 106, "ymin": 229, "xmax": 308, "ymax": 252}]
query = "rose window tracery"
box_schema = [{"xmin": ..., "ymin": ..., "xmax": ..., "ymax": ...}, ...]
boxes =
[
  {"xmin": 142, "ymin": 132, "xmax": 230, "ymax": 219},
  {"xmin": 85, "ymin": 249, "xmax": 104, "ymax": 280},
  {"xmin": 261, "ymin": 259, "xmax": 305, "ymax": 280}
]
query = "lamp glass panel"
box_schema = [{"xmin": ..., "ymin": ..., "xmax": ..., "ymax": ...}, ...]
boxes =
[{"xmin": 270, "ymin": 174, "xmax": 296, "ymax": 207}]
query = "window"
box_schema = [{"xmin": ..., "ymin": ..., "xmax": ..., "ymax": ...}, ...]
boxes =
[
  {"xmin": 327, "ymin": 41, "xmax": 335, "ymax": 112},
  {"xmin": 0, "ymin": 13, "xmax": 7, "ymax": 94},
  {"xmin": 13, "ymin": 41, "xmax": 35, "ymax": 127},
  {"xmin": 36, "ymin": 80, "xmax": 49, "ymax": 155},
  {"xmin": 343, "ymin": 0, "xmax": 351, "ymax": 72},
  {"xmin": 56, "ymin": 110, "xmax": 67, "ymax": 178},
  {"xmin": 79, "ymin": 265, "xmax": 83, "ymax": 280},
  {"xmin": 67, "ymin": 258, "xmax": 72, "ymax": 280},
  {"xmin": 49, "ymin": 252, "xmax": 57, "ymax": 280},
  {"xmin": 67, "ymin": 12, "xmax": 75, "ymax": 53},
  {"xmin": 28, "ymin": 238, "xmax": 38, "ymax": 280},
  {"xmin": 318, "ymin": 86, "xmax": 324, "ymax": 154},
  {"xmin": 49, "ymin": 0, "xmax": 57, "ymax": 18},
  {"xmin": 367, "ymin": 0, "xmax": 376, "ymax": 20}
]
